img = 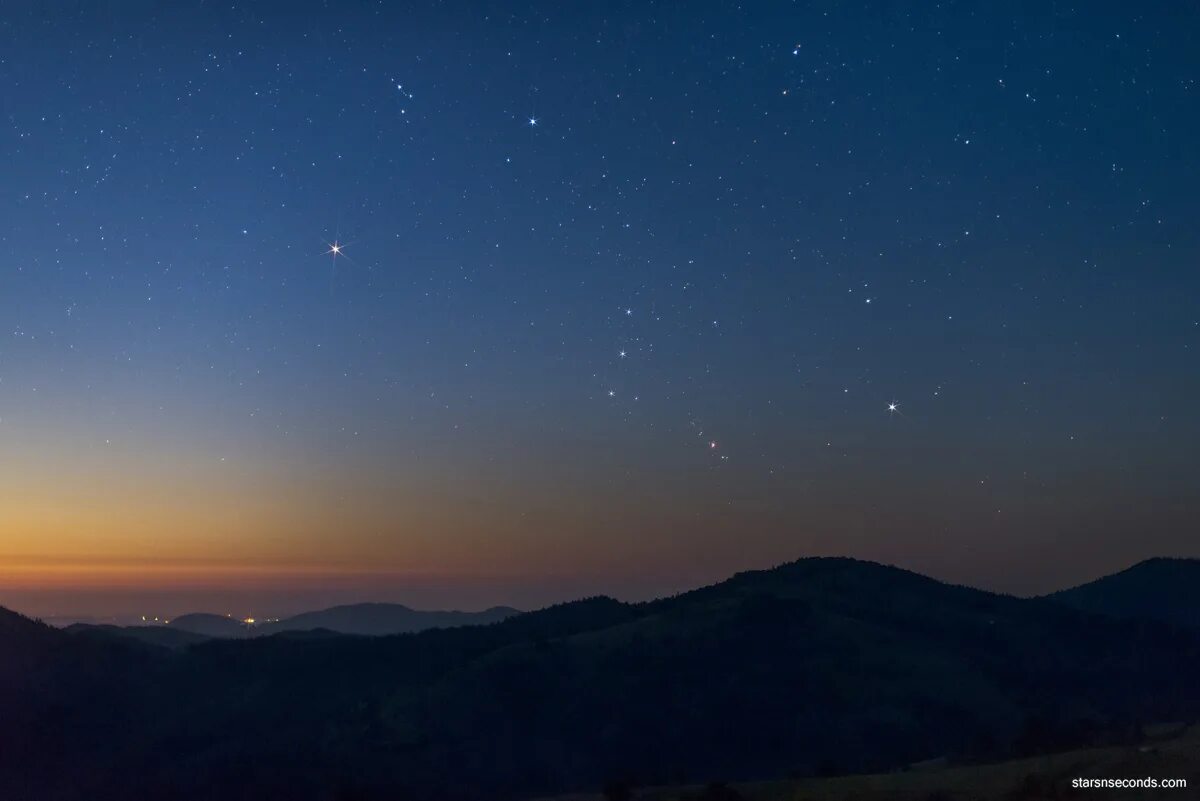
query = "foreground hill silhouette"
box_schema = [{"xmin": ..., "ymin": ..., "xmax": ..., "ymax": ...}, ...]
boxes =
[
  {"xmin": 1048, "ymin": 557, "xmax": 1200, "ymax": 631},
  {"xmin": 542, "ymin": 723, "xmax": 1198, "ymax": 801},
  {"xmin": 3, "ymin": 557, "xmax": 1200, "ymax": 800}
]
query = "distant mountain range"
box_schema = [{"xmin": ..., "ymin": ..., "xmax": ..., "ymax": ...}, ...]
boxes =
[
  {"xmin": 165, "ymin": 604, "xmax": 520, "ymax": 633},
  {"xmin": 3, "ymin": 556, "xmax": 1199, "ymax": 801},
  {"xmin": 64, "ymin": 603, "xmax": 522, "ymax": 646}
]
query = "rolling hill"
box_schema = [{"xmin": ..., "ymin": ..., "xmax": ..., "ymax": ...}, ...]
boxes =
[
  {"xmin": 261, "ymin": 601, "xmax": 520, "ymax": 636},
  {"xmin": 167, "ymin": 612, "xmax": 250, "ymax": 638},
  {"xmin": 65, "ymin": 622, "xmax": 213, "ymax": 649},
  {"xmin": 3, "ymin": 557, "xmax": 1200, "ymax": 800},
  {"xmin": 1047, "ymin": 557, "xmax": 1200, "ymax": 631},
  {"xmin": 157, "ymin": 603, "xmax": 521, "ymax": 638},
  {"xmin": 541, "ymin": 723, "xmax": 1198, "ymax": 801}
]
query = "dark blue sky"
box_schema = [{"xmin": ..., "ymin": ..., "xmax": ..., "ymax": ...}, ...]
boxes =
[{"xmin": 2, "ymin": 1, "xmax": 1198, "ymax": 615}]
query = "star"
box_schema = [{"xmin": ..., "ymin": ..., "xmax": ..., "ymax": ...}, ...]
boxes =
[
  {"xmin": 528, "ymin": 116, "xmax": 538, "ymax": 126},
  {"xmin": 624, "ymin": 308, "xmax": 633, "ymax": 316},
  {"xmin": 327, "ymin": 241, "xmax": 343, "ymax": 257},
  {"xmin": 619, "ymin": 350, "xmax": 627, "ymax": 358},
  {"xmin": 607, "ymin": 390, "xmax": 615, "ymax": 397},
  {"xmin": 887, "ymin": 402, "xmax": 899, "ymax": 414}
]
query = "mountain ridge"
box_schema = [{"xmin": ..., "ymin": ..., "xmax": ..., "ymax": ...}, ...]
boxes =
[
  {"xmin": 1046, "ymin": 557, "xmax": 1200, "ymax": 630},
  {"xmin": 4, "ymin": 555, "xmax": 1200, "ymax": 800},
  {"xmin": 158, "ymin": 601, "xmax": 522, "ymax": 638}
]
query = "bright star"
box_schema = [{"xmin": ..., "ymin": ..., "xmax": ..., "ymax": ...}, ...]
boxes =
[
  {"xmin": 887, "ymin": 402, "xmax": 899, "ymax": 414},
  {"xmin": 528, "ymin": 116, "xmax": 538, "ymax": 126},
  {"xmin": 619, "ymin": 350, "xmax": 627, "ymax": 358},
  {"xmin": 327, "ymin": 241, "xmax": 343, "ymax": 257}
]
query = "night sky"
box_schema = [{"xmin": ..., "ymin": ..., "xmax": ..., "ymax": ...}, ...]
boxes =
[{"xmin": 2, "ymin": 2, "xmax": 1198, "ymax": 618}]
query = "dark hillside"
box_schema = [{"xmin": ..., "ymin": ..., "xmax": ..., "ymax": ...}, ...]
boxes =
[
  {"xmin": 1048, "ymin": 558, "xmax": 1200, "ymax": 630},
  {"xmin": 3, "ymin": 558, "xmax": 1200, "ymax": 801}
]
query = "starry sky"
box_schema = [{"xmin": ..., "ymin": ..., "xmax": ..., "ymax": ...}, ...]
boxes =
[{"xmin": 2, "ymin": 1, "xmax": 1198, "ymax": 618}]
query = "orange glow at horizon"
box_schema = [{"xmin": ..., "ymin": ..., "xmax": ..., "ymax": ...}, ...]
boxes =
[
  {"xmin": 0, "ymin": 423, "xmax": 612, "ymax": 591},
  {"xmin": 0, "ymin": 413, "xmax": 825, "ymax": 619}
]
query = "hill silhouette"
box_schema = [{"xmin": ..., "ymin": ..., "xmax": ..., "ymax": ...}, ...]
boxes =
[
  {"xmin": 65, "ymin": 622, "xmax": 212, "ymax": 650},
  {"xmin": 1048, "ymin": 557, "xmax": 1200, "ymax": 630},
  {"xmin": 3, "ymin": 557, "xmax": 1200, "ymax": 800},
  {"xmin": 151, "ymin": 603, "xmax": 521, "ymax": 639},
  {"xmin": 168, "ymin": 612, "xmax": 249, "ymax": 637},
  {"xmin": 260, "ymin": 601, "xmax": 520, "ymax": 636}
]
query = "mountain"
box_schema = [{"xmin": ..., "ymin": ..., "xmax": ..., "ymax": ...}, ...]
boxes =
[
  {"xmin": 65, "ymin": 623, "xmax": 212, "ymax": 650},
  {"xmin": 3, "ymin": 557, "xmax": 1200, "ymax": 801},
  {"xmin": 0, "ymin": 605, "xmax": 58, "ymax": 679},
  {"xmin": 160, "ymin": 603, "xmax": 521, "ymax": 639},
  {"xmin": 168, "ymin": 612, "xmax": 252, "ymax": 637},
  {"xmin": 0, "ymin": 604, "xmax": 47, "ymax": 638},
  {"xmin": 1048, "ymin": 557, "xmax": 1200, "ymax": 630},
  {"xmin": 0, "ymin": 607, "xmax": 167, "ymax": 799},
  {"xmin": 262, "ymin": 602, "xmax": 520, "ymax": 636}
]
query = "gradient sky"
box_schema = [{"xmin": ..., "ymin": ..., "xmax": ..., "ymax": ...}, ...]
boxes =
[{"xmin": 2, "ymin": 1, "xmax": 1198, "ymax": 619}]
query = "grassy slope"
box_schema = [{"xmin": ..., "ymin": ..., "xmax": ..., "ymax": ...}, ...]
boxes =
[{"xmin": 543, "ymin": 725, "xmax": 1198, "ymax": 801}]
